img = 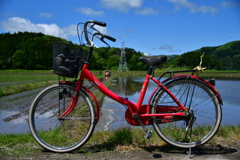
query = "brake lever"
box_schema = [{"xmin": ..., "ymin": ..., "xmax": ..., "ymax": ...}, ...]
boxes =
[
  {"xmin": 89, "ymin": 25, "xmax": 100, "ymax": 33},
  {"xmin": 100, "ymin": 37, "xmax": 110, "ymax": 47}
]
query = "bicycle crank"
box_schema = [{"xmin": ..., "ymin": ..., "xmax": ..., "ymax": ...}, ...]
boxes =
[
  {"xmin": 185, "ymin": 110, "xmax": 196, "ymax": 132},
  {"xmin": 133, "ymin": 113, "xmax": 153, "ymax": 139}
]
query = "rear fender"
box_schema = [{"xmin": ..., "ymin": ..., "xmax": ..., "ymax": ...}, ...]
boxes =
[{"xmin": 148, "ymin": 74, "xmax": 223, "ymax": 111}]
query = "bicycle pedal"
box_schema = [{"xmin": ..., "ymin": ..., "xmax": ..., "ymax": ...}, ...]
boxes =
[{"xmin": 145, "ymin": 130, "xmax": 152, "ymax": 139}]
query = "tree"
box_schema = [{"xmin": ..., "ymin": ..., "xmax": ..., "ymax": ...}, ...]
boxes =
[
  {"xmin": 12, "ymin": 50, "xmax": 26, "ymax": 69},
  {"xmin": 1, "ymin": 32, "xmax": 239, "ymax": 71}
]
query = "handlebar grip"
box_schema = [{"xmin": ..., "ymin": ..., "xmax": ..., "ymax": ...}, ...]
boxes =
[
  {"xmin": 93, "ymin": 20, "xmax": 106, "ymax": 27},
  {"xmin": 84, "ymin": 20, "xmax": 107, "ymax": 45},
  {"xmin": 105, "ymin": 35, "xmax": 116, "ymax": 42}
]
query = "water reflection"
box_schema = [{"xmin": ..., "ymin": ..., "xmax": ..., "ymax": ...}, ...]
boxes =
[
  {"xmin": 217, "ymin": 80, "xmax": 240, "ymax": 125},
  {"xmin": 0, "ymin": 88, "xmax": 44, "ymax": 134},
  {"xmin": 118, "ymin": 77, "xmax": 128, "ymax": 95},
  {"xmin": 96, "ymin": 77, "xmax": 240, "ymax": 131},
  {"xmin": 111, "ymin": 77, "xmax": 143, "ymax": 96},
  {"xmin": 96, "ymin": 77, "xmax": 162, "ymax": 131},
  {"xmin": 1, "ymin": 77, "xmax": 240, "ymax": 134}
]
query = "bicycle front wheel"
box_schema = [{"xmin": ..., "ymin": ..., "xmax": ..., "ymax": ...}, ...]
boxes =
[
  {"xmin": 28, "ymin": 84, "xmax": 96, "ymax": 152},
  {"xmin": 151, "ymin": 78, "xmax": 222, "ymax": 148}
]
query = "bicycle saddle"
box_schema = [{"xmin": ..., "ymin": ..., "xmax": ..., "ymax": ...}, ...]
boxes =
[{"xmin": 138, "ymin": 55, "xmax": 167, "ymax": 66}]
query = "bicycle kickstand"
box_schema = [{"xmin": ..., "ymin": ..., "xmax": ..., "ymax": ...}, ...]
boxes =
[
  {"xmin": 188, "ymin": 127, "xmax": 193, "ymax": 158},
  {"xmin": 186, "ymin": 118, "xmax": 195, "ymax": 158},
  {"xmin": 133, "ymin": 114, "xmax": 152, "ymax": 139}
]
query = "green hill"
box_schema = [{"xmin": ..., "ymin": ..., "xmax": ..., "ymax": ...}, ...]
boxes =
[
  {"xmin": 168, "ymin": 41, "xmax": 240, "ymax": 70},
  {"xmin": 0, "ymin": 32, "xmax": 239, "ymax": 71},
  {"xmin": 0, "ymin": 32, "xmax": 69, "ymax": 70},
  {"xmin": 0, "ymin": 32, "xmax": 147, "ymax": 71}
]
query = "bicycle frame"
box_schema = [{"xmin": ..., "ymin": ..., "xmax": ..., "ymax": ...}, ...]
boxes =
[
  {"xmin": 57, "ymin": 22, "xmax": 223, "ymax": 126},
  {"xmin": 60, "ymin": 62, "xmax": 188, "ymax": 126},
  {"xmin": 28, "ymin": 21, "xmax": 223, "ymax": 153}
]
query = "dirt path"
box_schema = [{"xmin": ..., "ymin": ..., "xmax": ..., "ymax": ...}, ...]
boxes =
[{"xmin": 1, "ymin": 141, "xmax": 239, "ymax": 160}]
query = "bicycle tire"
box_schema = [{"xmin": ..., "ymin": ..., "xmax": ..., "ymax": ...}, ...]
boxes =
[
  {"xmin": 151, "ymin": 78, "xmax": 222, "ymax": 148},
  {"xmin": 28, "ymin": 84, "xmax": 96, "ymax": 152}
]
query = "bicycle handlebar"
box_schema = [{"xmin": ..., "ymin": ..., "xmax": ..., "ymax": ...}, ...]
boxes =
[
  {"xmin": 105, "ymin": 35, "xmax": 116, "ymax": 42},
  {"xmin": 83, "ymin": 20, "xmax": 116, "ymax": 45},
  {"xmin": 93, "ymin": 20, "xmax": 106, "ymax": 27}
]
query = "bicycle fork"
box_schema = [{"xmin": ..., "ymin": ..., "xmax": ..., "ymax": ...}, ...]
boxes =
[{"xmin": 60, "ymin": 91, "xmax": 79, "ymax": 117}]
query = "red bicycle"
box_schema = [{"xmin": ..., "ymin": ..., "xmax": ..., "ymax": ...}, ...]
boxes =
[{"xmin": 28, "ymin": 20, "xmax": 222, "ymax": 153}]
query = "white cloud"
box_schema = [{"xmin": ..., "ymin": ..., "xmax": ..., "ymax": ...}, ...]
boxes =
[
  {"xmin": 119, "ymin": 34, "xmax": 127, "ymax": 39},
  {"xmin": 100, "ymin": 0, "xmax": 144, "ymax": 12},
  {"xmin": 169, "ymin": 49, "xmax": 179, "ymax": 53},
  {"xmin": 159, "ymin": 45, "xmax": 181, "ymax": 53},
  {"xmin": 196, "ymin": 5, "xmax": 218, "ymax": 14},
  {"xmin": 160, "ymin": 45, "xmax": 173, "ymax": 50},
  {"xmin": 75, "ymin": 7, "xmax": 104, "ymax": 17},
  {"xmin": 136, "ymin": 7, "xmax": 158, "ymax": 15},
  {"xmin": 221, "ymin": 1, "xmax": 240, "ymax": 8},
  {"xmin": 0, "ymin": 17, "xmax": 77, "ymax": 39},
  {"xmin": 144, "ymin": 52, "xmax": 150, "ymax": 56},
  {"xmin": 39, "ymin": 12, "xmax": 54, "ymax": 18},
  {"xmin": 61, "ymin": 24, "xmax": 78, "ymax": 38},
  {"xmin": 100, "ymin": 0, "xmax": 158, "ymax": 16},
  {"xmin": 126, "ymin": 29, "xmax": 135, "ymax": 33},
  {"xmin": 94, "ymin": 25, "xmax": 108, "ymax": 35},
  {"xmin": 167, "ymin": 0, "xmax": 218, "ymax": 14}
]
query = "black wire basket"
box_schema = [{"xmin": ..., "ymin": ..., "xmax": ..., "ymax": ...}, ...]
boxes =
[{"xmin": 53, "ymin": 42, "xmax": 85, "ymax": 78}]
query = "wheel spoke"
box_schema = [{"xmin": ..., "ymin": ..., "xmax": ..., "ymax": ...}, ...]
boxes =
[
  {"xmin": 29, "ymin": 84, "xmax": 95, "ymax": 152},
  {"xmin": 152, "ymin": 78, "xmax": 222, "ymax": 148}
]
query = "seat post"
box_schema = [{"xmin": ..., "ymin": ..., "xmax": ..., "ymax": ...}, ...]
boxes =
[{"xmin": 147, "ymin": 67, "xmax": 153, "ymax": 75}]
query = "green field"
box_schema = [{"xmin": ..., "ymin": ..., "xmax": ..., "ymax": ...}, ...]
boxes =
[
  {"xmin": 0, "ymin": 70, "xmax": 103, "ymax": 97},
  {"xmin": 1, "ymin": 69, "xmax": 240, "ymax": 97}
]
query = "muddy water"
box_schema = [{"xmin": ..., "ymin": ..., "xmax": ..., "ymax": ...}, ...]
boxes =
[
  {"xmin": 0, "ymin": 88, "xmax": 44, "ymax": 134},
  {"xmin": 1, "ymin": 77, "xmax": 240, "ymax": 134}
]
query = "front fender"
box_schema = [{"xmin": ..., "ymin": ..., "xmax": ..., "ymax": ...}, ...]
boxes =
[
  {"xmin": 81, "ymin": 86, "xmax": 100, "ymax": 123},
  {"xmin": 59, "ymin": 81, "xmax": 100, "ymax": 123}
]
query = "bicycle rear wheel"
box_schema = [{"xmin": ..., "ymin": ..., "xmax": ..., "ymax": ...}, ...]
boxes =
[
  {"xmin": 28, "ymin": 84, "xmax": 95, "ymax": 152},
  {"xmin": 151, "ymin": 78, "xmax": 222, "ymax": 148}
]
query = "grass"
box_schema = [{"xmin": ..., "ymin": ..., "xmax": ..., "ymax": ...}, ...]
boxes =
[
  {"xmin": 105, "ymin": 68, "xmax": 240, "ymax": 80},
  {"xmin": 0, "ymin": 70, "xmax": 104, "ymax": 97},
  {"xmin": 0, "ymin": 125, "xmax": 240, "ymax": 156},
  {"xmin": 0, "ymin": 133, "xmax": 40, "ymax": 156},
  {"xmin": 0, "ymin": 69, "xmax": 240, "ymax": 156},
  {"xmin": 0, "ymin": 72, "xmax": 114, "ymax": 156},
  {"xmin": 1, "ymin": 69, "xmax": 240, "ymax": 97},
  {"xmin": 215, "ymin": 124, "xmax": 240, "ymax": 139},
  {"xmin": 0, "ymin": 70, "xmax": 57, "ymax": 96}
]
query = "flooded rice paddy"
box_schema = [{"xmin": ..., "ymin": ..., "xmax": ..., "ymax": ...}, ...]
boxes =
[
  {"xmin": 0, "ymin": 77, "xmax": 240, "ymax": 134},
  {"xmin": 96, "ymin": 77, "xmax": 240, "ymax": 131}
]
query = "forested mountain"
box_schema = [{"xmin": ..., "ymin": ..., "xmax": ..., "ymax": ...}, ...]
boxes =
[
  {"xmin": 87, "ymin": 47, "xmax": 148, "ymax": 71},
  {"xmin": 0, "ymin": 32, "xmax": 147, "ymax": 70},
  {"xmin": 167, "ymin": 40, "xmax": 240, "ymax": 70},
  {"xmin": 0, "ymin": 32, "xmax": 69, "ymax": 69},
  {"xmin": 0, "ymin": 32, "xmax": 239, "ymax": 71}
]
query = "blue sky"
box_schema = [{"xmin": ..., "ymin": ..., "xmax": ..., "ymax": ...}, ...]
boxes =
[{"xmin": 0, "ymin": 0, "xmax": 240, "ymax": 56}]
